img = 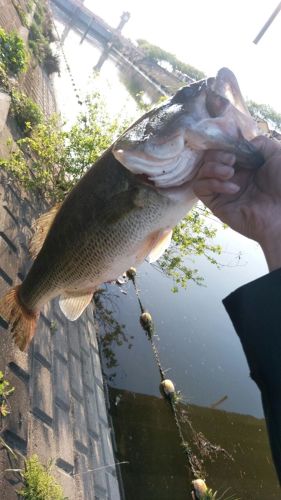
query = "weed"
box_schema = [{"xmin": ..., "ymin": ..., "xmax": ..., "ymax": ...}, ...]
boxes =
[
  {"xmin": 10, "ymin": 89, "xmax": 43, "ymax": 134},
  {"xmin": 0, "ymin": 370, "xmax": 15, "ymax": 418},
  {"xmin": 0, "ymin": 61, "xmax": 10, "ymax": 92},
  {"xmin": 28, "ymin": 2, "xmax": 58, "ymax": 74},
  {"xmin": 18, "ymin": 455, "xmax": 66, "ymax": 499},
  {"xmin": 50, "ymin": 321, "xmax": 58, "ymax": 335},
  {"xmin": 0, "ymin": 28, "xmax": 28, "ymax": 75}
]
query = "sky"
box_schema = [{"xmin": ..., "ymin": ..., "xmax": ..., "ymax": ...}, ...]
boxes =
[{"xmin": 84, "ymin": 0, "xmax": 281, "ymax": 112}]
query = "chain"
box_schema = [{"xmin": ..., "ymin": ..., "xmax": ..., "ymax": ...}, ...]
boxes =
[{"xmin": 48, "ymin": 1, "xmax": 84, "ymax": 108}]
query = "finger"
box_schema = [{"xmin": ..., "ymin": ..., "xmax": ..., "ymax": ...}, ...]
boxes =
[
  {"xmin": 198, "ymin": 162, "xmax": 235, "ymax": 181},
  {"xmin": 194, "ymin": 178, "xmax": 240, "ymax": 197},
  {"xmin": 251, "ymin": 135, "xmax": 281, "ymax": 159},
  {"xmin": 202, "ymin": 151, "xmax": 236, "ymax": 165}
]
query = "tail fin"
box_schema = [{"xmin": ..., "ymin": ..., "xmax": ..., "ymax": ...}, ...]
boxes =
[{"xmin": 0, "ymin": 286, "xmax": 38, "ymax": 351}]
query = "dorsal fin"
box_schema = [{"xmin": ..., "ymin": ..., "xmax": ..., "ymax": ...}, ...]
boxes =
[
  {"xmin": 29, "ymin": 203, "xmax": 62, "ymax": 260},
  {"xmin": 59, "ymin": 289, "xmax": 94, "ymax": 321}
]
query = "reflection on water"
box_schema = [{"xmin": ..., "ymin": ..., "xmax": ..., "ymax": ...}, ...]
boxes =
[
  {"xmin": 52, "ymin": 11, "xmax": 140, "ymax": 126},
  {"xmin": 51, "ymin": 10, "xmax": 279, "ymax": 497},
  {"xmin": 96, "ymin": 234, "xmax": 267, "ymax": 419},
  {"xmin": 109, "ymin": 388, "xmax": 279, "ymax": 500}
]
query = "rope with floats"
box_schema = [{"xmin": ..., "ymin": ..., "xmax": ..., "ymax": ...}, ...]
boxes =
[{"xmin": 126, "ymin": 267, "xmax": 233, "ymax": 500}]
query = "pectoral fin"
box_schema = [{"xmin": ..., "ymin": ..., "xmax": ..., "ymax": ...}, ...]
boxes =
[
  {"xmin": 147, "ymin": 229, "xmax": 173, "ymax": 263},
  {"xmin": 59, "ymin": 289, "xmax": 94, "ymax": 321},
  {"xmin": 29, "ymin": 203, "xmax": 62, "ymax": 259}
]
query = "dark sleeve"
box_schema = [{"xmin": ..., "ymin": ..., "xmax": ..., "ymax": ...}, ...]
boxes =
[{"xmin": 223, "ymin": 269, "xmax": 281, "ymax": 484}]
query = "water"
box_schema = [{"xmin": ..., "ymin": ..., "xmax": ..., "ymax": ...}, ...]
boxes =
[{"xmin": 51, "ymin": 11, "xmax": 279, "ymax": 498}]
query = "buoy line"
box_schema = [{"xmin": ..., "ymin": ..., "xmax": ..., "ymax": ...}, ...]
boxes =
[{"xmin": 126, "ymin": 268, "xmax": 216, "ymax": 499}]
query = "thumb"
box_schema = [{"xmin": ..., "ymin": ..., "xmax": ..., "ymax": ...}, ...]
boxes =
[{"xmin": 251, "ymin": 135, "xmax": 281, "ymax": 160}]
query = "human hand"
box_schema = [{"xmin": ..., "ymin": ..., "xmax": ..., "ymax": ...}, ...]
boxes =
[{"xmin": 193, "ymin": 136, "xmax": 281, "ymax": 271}]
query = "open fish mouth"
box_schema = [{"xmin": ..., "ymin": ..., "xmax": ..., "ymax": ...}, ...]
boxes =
[{"xmin": 113, "ymin": 68, "xmax": 264, "ymax": 189}]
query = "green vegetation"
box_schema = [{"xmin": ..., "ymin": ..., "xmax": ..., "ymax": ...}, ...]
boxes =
[
  {"xmin": 28, "ymin": 1, "xmax": 59, "ymax": 75},
  {"xmin": 158, "ymin": 206, "xmax": 221, "ymax": 291},
  {"xmin": 14, "ymin": 4, "xmax": 28, "ymax": 27},
  {"xmin": 137, "ymin": 39, "xmax": 206, "ymax": 81},
  {"xmin": 247, "ymin": 99, "xmax": 281, "ymax": 132},
  {"xmin": 1, "ymin": 91, "xmax": 129, "ymax": 201},
  {"xmin": 27, "ymin": 0, "xmax": 35, "ymax": 13},
  {"xmin": 18, "ymin": 455, "xmax": 65, "ymax": 499},
  {"xmin": 0, "ymin": 27, "xmax": 28, "ymax": 75},
  {"xmin": 0, "ymin": 371, "xmax": 15, "ymax": 418},
  {"xmin": 0, "ymin": 61, "xmax": 10, "ymax": 92},
  {"xmin": 10, "ymin": 89, "xmax": 43, "ymax": 134}
]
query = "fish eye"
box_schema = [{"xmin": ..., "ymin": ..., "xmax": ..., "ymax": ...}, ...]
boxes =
[{"xmin": 173, "ymin": 81, "xmax": 205, "ymax": 104}]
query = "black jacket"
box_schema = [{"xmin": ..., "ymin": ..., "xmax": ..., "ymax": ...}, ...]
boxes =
[{"xmin": 223, "ymin": 269, "xmax": 281, "ymax": 484}]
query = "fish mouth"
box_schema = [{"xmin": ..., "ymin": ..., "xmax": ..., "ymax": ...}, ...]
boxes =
[
  {"xmin": 113, "ymin": 68, "xmax": 263, "ymax": 188},
  {"xmin": 114, "ymin": 131, "xmax": 203, "ymax": 188}
]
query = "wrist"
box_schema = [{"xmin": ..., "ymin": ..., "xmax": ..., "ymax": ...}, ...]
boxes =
[{"xmin": 259, "ymin": 233, "xmax": 281, "ymax": 272}]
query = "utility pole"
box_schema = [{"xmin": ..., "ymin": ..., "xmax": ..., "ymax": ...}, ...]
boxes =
[{"xmin": 253, "ymin": 1, "xmax": 281, "ymax": 44}]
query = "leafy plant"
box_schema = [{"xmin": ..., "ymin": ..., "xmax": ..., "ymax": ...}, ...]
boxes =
[
  {"xmin": 0, "ymin": 61, "xmax": 10, "ymax": 92},
  {"xmin": 27, "ymin": 0, "xmax": 34, "ymax": 13},
  {"xmin": 43, "ymin": 49, "xmax": 60, "ymax": 76},
  {"xmin": 10, "ymin": 89, "xmax": 43, "ymax": 134},
  {"xmin": 247, "ymin": 99, "xmax": 281, "ymax": 132},
  {"xmin": 1, "ymin": 90, "xmax": 129, "ymax": 200},
  {"xmin": 0, "ymin": 27, "xmax": 27, "ymax": 75},
  {"xmin": 14, "ymin": 3, "xmax": 29, "ymax": 27},
  {"xmin": 0, "ymin": 370, "xmax": 15, "ymax": 418},
  {"xmin": 28, "ymin": 2, "xmax": 58, "ymax": 73},
  {"xmin": 18, "ymin": 455, "xmax": 65, "ymax": 499},
  {"xmin": 157, "ymin": 205, "xmax": 222, "ymax": 290}
]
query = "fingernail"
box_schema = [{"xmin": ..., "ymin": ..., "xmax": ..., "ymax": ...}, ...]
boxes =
[
  {"xmin": 217, "ymin": 165, "xmax": 235, "ymax": 179},
  {"xmin": 227, "ymin": 182, "xmax": 240, "ymax": 193}
]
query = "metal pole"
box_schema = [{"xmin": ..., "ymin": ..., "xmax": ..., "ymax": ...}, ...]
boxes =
[
  {"xmin": 80, "ymin": 16, "xmax": 94, "ymax": 44},
  {"xmin": 253, "ymin": 1, "xmax": 281, "ymax": 44}
]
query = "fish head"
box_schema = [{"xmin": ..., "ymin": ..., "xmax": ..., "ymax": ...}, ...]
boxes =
[{"xmin": 113, "ymin": 68, "xmax": 263, "ymax": 189}]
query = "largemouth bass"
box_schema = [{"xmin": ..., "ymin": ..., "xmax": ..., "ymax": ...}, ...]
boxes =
[{"xmin": 0, "ymin": 68, "xmax": 262, "ymax": 351}]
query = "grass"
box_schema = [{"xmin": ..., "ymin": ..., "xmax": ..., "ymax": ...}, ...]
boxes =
[
  {"xmin": 0, "ymin": 370, "xmax": 15, "ymax": 418},
  {"xmin": 18, "ymin": 455, "xmax": 66, "ymax": 500}
]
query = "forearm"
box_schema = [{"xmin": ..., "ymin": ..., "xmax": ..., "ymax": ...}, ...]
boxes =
[{"xmin": 223, "ymin": 270, "xmax": 281, "ymax": 484}]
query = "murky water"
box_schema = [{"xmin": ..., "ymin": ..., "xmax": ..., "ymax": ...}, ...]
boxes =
[{"xmin": 52, "ymin": 9, "xmax": 279, "ymax": 498}]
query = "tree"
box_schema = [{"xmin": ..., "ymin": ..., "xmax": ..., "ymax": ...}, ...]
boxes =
[
  {"xmin": 157, "ymin": 206, "xmax": 221, "ymax": 291},
  {"xmin": 0, "ymin": 91, "xmax": 130, "ymax": 202},
  {"xmin": 137, "ymin": 39, "xmax": 206, "ymax": 81},
  {"xmin": 247, "ymin": 99, "xmax": 281, "ymax": 133}
]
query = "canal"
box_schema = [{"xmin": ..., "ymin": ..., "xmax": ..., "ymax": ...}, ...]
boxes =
[{"xmin": 52, "ymin": 9, "xmax": 280, "ymax": 499}]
